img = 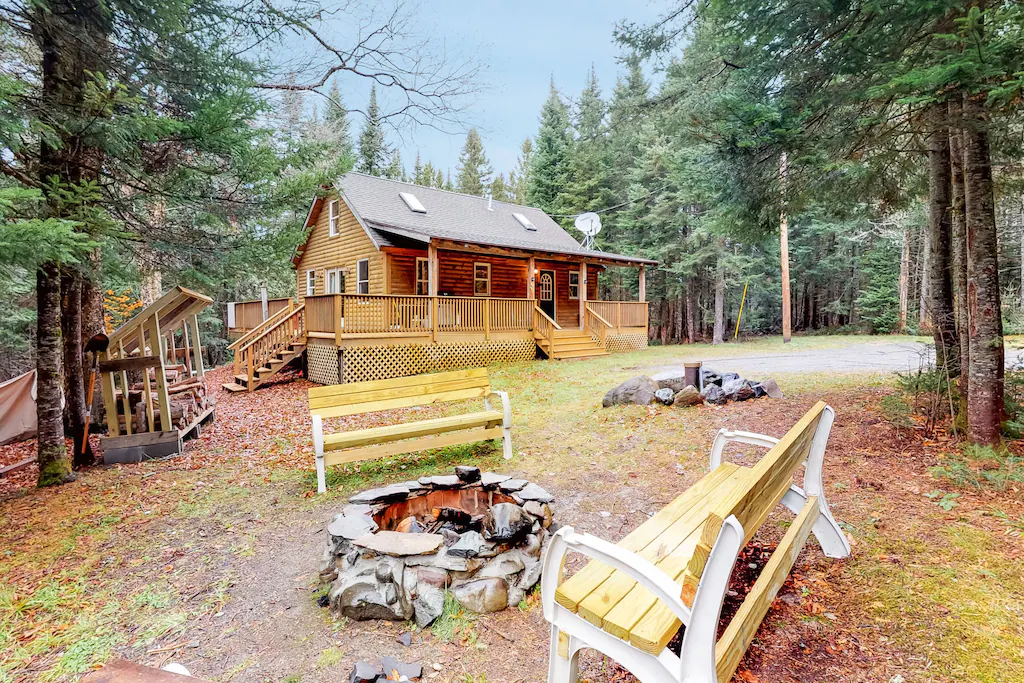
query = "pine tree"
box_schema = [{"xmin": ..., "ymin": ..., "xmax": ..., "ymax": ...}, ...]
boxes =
[
  {"xmin": 561, "ymin": 66, "xmax": 613, "ymax": 223},
  {"xmin": 528, "ymin": 80, "xmax": 572, "ymax": 214},
  {"xmin": 434, "ymin": 168, "xmax": 444, "ymax": 188},
  {"xmin": 491, "ymin": 173, "xmax": 510, "ymax": 202},
  {"xmin": 324, "ymin": 79, "xmax": 353, "ymax": 157},
  {"xmin": 413, "ymin": 152, "xmax": 423, "ymax": 184},
  {"xmin": 511, "ymin": 138, "xmax": 533, "ymax": 204},
  {"xmin": 358, "ymin": 85, "xmax": 389, "ymax": 175},
  {"xmin": 384, "ymin": 149, "xmax": 404, "ymax": 180},
  {"xmin": 456, "ymin": 128, "xmax": 493, "ymax": 196}
]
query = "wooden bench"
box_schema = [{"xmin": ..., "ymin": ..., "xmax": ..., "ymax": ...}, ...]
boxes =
[
  {"xmin": 540, "ymin": 401, "xmax": 850, "ymax": 683},
  {"xmin": 309, "ymin": 368, "xmax": 512, "ymax": 493}
]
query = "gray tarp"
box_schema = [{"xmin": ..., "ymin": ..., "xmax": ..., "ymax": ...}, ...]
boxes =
[{"xmin": 0, "ymin": 370, "xmax": 36, "ymax": 445}]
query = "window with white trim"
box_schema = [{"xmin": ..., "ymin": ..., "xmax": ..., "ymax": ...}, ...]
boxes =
[
  {"xmin": 306, "ymin": 269, "xmax": 316, "ymax": 296},
  {"xmin": 568, "ymin": 271, "xmax": 580, "ymax": 300},
  {"xmin": 415, "ymin": 257, "xmax": 429, "ymax": 296},
  {"xmin": 357, "ymin": 259, "xmax": 369, "ymax": 294},
  {"xmin": 325, "ymin": 268, "xmax": 343, "ymax": 294},
  {"xmin": 328, "ymin": 200, "xmax": 339, "ymax": 236},
  {"xmin": 473, "ymin": 262, "xmax": 491, "ymax": 297}
]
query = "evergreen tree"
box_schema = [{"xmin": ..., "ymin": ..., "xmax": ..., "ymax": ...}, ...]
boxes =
[
  {"xmin": 434, "ymin": 168, "xmax": 445, "ymax": 188},
  {"xmin": 456, "ymin": 128, "xmax": 492, "ymax": 196},
  {"xmin": 323, "ymin": 79, "xmax": 353, "ymax": 158},
  {"xmin": 491, "ymin": 173, "xmax": 510, "ymax": 202},
  {"xmin": 384, "ymin": 149, "xmax": 404, "ymax": 180},
  {"xmin": 511, "ymin": 138, "xmax": 533, "ymax": 204},
  {"xmin": 358, "ymin": 85, "xmax": 389, "ymax": 175},
  {"xmin": 412, "ymin": 152, "xmax": 424, "ymax": 184},
  {"xmin": 528, "ymin": 80, "xmax": 573, "ymax": 214},
  {"xmin": 561, "ymin": 66, "xmax": 613, "ymax": 226}
]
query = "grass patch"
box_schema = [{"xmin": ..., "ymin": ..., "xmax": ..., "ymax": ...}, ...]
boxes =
[
  {"xmin": 315, "ymin": 646, "xmax": 344, "ymax": 668},
  {"xmin": 430, "ymin": 592, "xmax": 476, "ymax": 644},
  {"xmin": 930, "ymin": 444, "xmax": 1024, "ymax": 491}
]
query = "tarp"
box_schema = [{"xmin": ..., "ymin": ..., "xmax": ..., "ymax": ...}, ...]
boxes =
[{"xmin": 0, "ymin": 370, "xmax": 37, "ymax": 445}]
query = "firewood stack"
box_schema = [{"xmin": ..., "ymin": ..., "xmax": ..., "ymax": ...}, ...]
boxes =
[{"xmin": 119, "ymin": 369, "xmax": 210, "ymax": 434}]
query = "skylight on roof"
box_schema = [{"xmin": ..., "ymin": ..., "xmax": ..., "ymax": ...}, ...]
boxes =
[
  {"xmin": 513, "ymin": 212, "xmax": 537, "ymax": 231},
  {"xmin": 400, "ymin": 192, "xmax": 426, "ymax": 213}
]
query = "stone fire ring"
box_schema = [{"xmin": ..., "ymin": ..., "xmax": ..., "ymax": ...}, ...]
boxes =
[{"xmin": 319, "ymin": 466, "xmax": 555, "ymax": 627}]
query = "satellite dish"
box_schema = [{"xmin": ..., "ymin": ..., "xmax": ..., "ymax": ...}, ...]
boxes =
[{"xmin": 574, "ymin": 212, "xmax": 602, "ymax": 248}]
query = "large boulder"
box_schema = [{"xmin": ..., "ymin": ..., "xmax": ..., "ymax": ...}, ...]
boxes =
[
  {"xmin": 722, "ymin": 378, "xmax": 756, "ymax": 402},
  {"xmin": 602, "ymin": 376, "xmax": 659, "ymax": 407},
  {"xmin": 452, "ymin": 577, "xmax": 508, "ymax": 613},
  {"xmin": 672, "ymin": 385, "xmax": 703, "ymax": 407},
  {"xmin": 701, "ymin": 384, "xmax": 728, "ymax": 405},
  {"xmin": 701, "ymin": 368, "xmax": 723, "ymax": 387},
  {"xmin": 651, "ymin": 370, "xmax": 689, "ymax": 393}
]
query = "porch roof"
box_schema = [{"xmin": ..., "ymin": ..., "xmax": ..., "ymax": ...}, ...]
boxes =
[{"xmin": 301, "ymin": 173, "xmax": 657, "ymax": 267}]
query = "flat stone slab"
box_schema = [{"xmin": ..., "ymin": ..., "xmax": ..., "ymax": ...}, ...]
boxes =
[
  {"xmin": 349, "ymin": 484, "xmax": 411, "ymax": 505},
  {"xmin": 352, "ymin": 531, "xmax": 444, "ymax": 556},
  {"xmin": 499, "ymin": 478, "xmax": 528, "ymax": 492},
  {"xmin": 328, "ymin": 514, "xmax": 378, "ymax": 540},
  {"xmin": 517, "ymin": 482, "xmax": 554, "ymax": 503},
  {"xmin": 480, "ymin": 472, "xmax": 511, "ymax": 488},
  {"xmin": 425, "ymin": 474, "xmax": 462, "ymax": 488}
]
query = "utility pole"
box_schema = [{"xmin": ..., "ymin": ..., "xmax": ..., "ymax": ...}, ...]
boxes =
[{"xmin": 780, "ymin": 152, "xmax": 792, "ymax": 343}]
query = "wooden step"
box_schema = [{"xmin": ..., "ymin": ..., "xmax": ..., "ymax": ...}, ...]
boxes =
[
  {"xmin": 552, "ymin": 340, "xmax": 603, "ymax": 351},
  {"xmin": 233, "ymin": 373, "xmax": 248, "ymax": 384},
  {"xmin": 221, "ymin": 382, "xmax": 247, "ymax": 393},
  {"xmin": 553, "ymin": 348, "xmax": 609, "ymax": 359}
]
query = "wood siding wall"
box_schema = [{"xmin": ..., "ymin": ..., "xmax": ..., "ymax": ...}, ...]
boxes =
[
  {"xmin": 387, "ymin": 251, "xmax": 423, "ymax": 295},
  {"xmin": 295, "ymin": 195, "xmax": 383, "ymax": 301},
  {"xmin": 536, "ymin": 261, "xmax": 601, "ymax": 328},
  {"xmin": 438, "ymin": 251, "xmax": 529, "ymax": 298}
]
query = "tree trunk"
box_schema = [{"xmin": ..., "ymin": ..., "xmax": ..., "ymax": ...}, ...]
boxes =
[
  {"xmin": 927, "ymin": 103, "xmax": 958, "ymax": 375},
  {"xmin": 918, "ymin": 223, "xmax": 930, "ymax": 331},
  {"xmin": 61, "ymin": 268, "xmax": 93, "ymax": 467},
  {"xmin": 899, "ymin": 226, "xmax": 910, "ymax": 332},
  {"xmin": 81, "ymin": 246, "xmax": 106, "ymax": 431},
  {"xmin": 949, "ymin": 99, "xmax": 969, "ymax": 399},
  {"xmin": 963, "ymin": 94, "xmax": 1004, "ymax": 445},
  {"xmin": 713, "ymin": 250, "xmax": 725, "ymax": 345},
  {"xmin": 37, "ymin": 264, "xmax": 74, "ymax": 486},
  {"xmin": 686, "ymin": 282, "xmax": 697, "ymax": 343},
  {"xmin": 780, "ymin": 153, "xmax": 792, "ymax": 342}
]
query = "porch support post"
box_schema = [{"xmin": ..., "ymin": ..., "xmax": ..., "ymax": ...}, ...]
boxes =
[
  {"xmin": 428, "ymin": 242, "xmax": 439, "ymax": 297},
  {"xmin": 383, "ymin": 252, "xmax": 391, "ymax": 294},
  {"xmin": 639, "ymin": 265, "xmax": 646, "ymax": 302},
  {"xmin": 579, "ymin": 261, "xmax": 587, "ymax": 330},
  {"xmin": 528, "ymin": 256, "xmax": 536, "ymax": 299}
]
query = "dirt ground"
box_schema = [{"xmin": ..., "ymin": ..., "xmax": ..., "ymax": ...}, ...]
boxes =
[{"xmin": 2, "ymin": 337, "xmax": 1023, "ymax": 683}]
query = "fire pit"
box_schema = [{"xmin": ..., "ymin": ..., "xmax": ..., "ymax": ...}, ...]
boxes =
[{"xmin": 319, "ymin": 466, "xmax": 554, "ymax": 627}]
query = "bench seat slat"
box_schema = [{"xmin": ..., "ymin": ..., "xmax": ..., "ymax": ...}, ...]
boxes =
[
  {"xmin": 322, "ymin": 410, "xmax": 504, "ymax": 451},
  {"xmin": 554, "ymin": 462, "xmax": 741, "ymax": 613},
  {"xmin": 322, "ymin": 426, "xmax": 503, "ymax": 467},
  {"xmin": 313, "ymin": 387, "xmax": 492, "ymax": 419},
  {"xmin": 308, "ymin": 367, "xmax": 488, "ymax": 399},
  {"xmin": 309, "ymin": 375, "xmax": 491, "ymax": 411}
]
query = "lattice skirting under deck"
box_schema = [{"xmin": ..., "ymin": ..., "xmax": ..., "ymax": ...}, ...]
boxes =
[
  {"xmin": 307, "ymin": 339, "xmax": 341, "ymax": 385},
  {"xmin": 306, "ymin": 339, "xmax": 537, "ymax": 386},
  {"xmin": 605, "ymin": 332, "xmax": 649, "ymax": 353}
]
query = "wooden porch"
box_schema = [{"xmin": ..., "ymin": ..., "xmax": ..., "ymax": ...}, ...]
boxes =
[{"xmin": 224, "ymin": 294, "xmax": 649, "ymax": 391}]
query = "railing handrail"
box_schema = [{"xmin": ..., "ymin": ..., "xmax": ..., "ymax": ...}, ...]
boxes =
[
  {"xmin": 334, "ymin": 293, "xmax": 533, "ymax": 302},
  {"xmin": 237, "ymin": 303, "xmax": 306, "ymax": 356},
  {"xmin": 229, "ymin": 302, "xmax": 295, "ymax": 351},
  {"xmin": 584, "ymin": 304, "xmax": 614, "ymax": 329},
  {"xmin": 533, "ymin": 305, "xmax": 562, "ymax": 330}
]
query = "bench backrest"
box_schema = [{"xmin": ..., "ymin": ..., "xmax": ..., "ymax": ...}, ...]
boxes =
[
  {"xmin": 681, "ymin": 401, "xmax": 829, "ymax": 604},
  {"xmin": 308, "ymin": 367, "xmax": 492, "ymax": 419}
]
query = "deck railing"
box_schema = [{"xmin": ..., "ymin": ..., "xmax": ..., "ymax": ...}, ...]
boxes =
[
  {"xmin": 587, "ymin": 301, "xmax": 649, "ymax": 331},
  {"xmin": 234, "ymin": 304, "xmax": 306, "ymax": 389},
  {"xmin": 533, "ymin": 305, "xmax": 560, "ymax": 352},
  {"xmin": 229, "ymin": 297, "xmax": 291, "ymax": 332},
  {"xmin": 584, "ymin": 305, "xmax": 614, "ymax": 348}
]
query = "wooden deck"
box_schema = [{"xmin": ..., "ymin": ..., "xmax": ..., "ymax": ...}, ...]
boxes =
[{"xmin": 225, "ymin": 294, "xmax": 649, "ymax": 390}]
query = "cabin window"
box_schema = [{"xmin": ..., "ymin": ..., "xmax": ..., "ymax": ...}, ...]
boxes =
[
  {"xmin": 473, "ymin": 262, "xmax": 491, "ymax": 297},
  {"xmin": 328, "ymin": 200, "xmax": 339, "ymax": 236},
  {"xmin": 306, "ymin": 270, "xmax": 315, "ymax": 296},
  {"xmin": 568, "ymin": 271, "xmax": 580, "ymax": 299},
  {"xmin": 415, "ymin": 257, "xmax": 429, "ymax": 295},
  {"xmin": 326, "ymin": 268, "xmax": 343, "ymax": 294},
  {"xmin": 357, "ymin": 259, "xmax": 369, "ymax": 294}
]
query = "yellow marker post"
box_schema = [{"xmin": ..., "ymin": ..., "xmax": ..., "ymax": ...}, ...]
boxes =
[{"xmin": 734, "ymin": 282, "xmax": 748, "ymax": 339}]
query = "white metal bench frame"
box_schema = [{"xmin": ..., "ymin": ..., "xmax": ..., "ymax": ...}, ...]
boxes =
[{"xmin": 541, "ymin": 405, "xmax": 850, "ymax": 683}]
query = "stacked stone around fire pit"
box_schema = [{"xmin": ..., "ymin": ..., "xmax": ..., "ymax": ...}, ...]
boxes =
[
  {"xmin": 319, "ymin": 466, "xmax": 554, "ymax": 627},
  {"xmin": 602, "ymin": 368, "xmax": 783, "ymax": 408}
]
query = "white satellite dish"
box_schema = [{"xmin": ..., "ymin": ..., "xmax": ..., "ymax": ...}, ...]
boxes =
[{"xmin": 574, "ymin": 212, "xmax": 602, "ymax": 248}]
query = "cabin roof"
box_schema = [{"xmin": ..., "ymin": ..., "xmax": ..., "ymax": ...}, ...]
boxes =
[{"xmin": 295, "ymin": 173, "xmax": 656, "ymax": 267}]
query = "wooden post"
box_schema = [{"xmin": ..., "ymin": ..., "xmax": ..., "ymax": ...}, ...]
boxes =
[
  {"xmin": 138, "ymin": 324, "xmax": 154, "ymax": 432},
  {"xmin": 638, "ymin": 265, "xmax": 646, "ymax": 302},
  {"xmin": 167, "ymin": 331, "xmax": 176, "ymax": 366},
  {"xmin": 181, "ymin": 321, "xmax": 193, "ymax": 376},
  {"xmin": 118, "ymin": 340, "xmax": 132, "ymax": 434},
  {"xmin": 188, "ymin": 314, "xmax": 205, "ymax": 378},
  {"xmin": 780, "ymin": 152, "xmax": 792, "ymax": 343},
  {"xmin": 261, "ymin": 285, "xmax": 269, "ymax": 322},
  {"xmin": 431, "ymin": 296, "xmax": 439, "ymax": 343},
  {"xmin": 528, "ymin": 256, "xmax": 536, "ymax": 299},
  {"xmin": 617, "ymin": 302, "xmax": 622, "ymax": 333},
  {"xmin": 428, "ymin": 242, "xmax": 439, "ymax": 297},
  {"xmin": 579, "ymin": 261, "xmax": 587, "ymax": 330},
  {"xmin": 484, "ymin": 298, "xmax": 491, "ymax": 340},
  {"xmin": 334, "ymin": 295, "xmax": 344, "ymax": 341},
  {"xmin": 100, "ymin": 351, "xmax": 119, "ymax": 437},
  {"xmin": 144, "ymin": 314, "xmax": 172, "ymax": 432},
  {"xmin": 383, "ymin": 253, "xmax": 392, "ymax": 294}
]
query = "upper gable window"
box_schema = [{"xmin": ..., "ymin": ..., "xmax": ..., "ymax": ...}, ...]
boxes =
[
  {"xmin": 513, "ymin": 213, "xmax": 537, "ymax": 231},
  {"xmin": 328, "ymin": 199, "xmax": 339, "ymax": 236},
  {"xmin": 400, "ymin": 192, "xmax": 426, "ymax": 213}
]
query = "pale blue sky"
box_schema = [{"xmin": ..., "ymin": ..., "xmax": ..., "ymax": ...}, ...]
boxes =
[{"xmin": 318, "ymin": 0, "xmax": 666, "ymax": 181}]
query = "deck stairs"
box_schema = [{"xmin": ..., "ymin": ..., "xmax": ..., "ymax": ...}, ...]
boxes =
[
  {"xmin": 222, "ymin": 302, "xmax": 307, "ymax": 392},
  {"xmin": 536, "ymin": 328, "xmax": 609, "ymax": 360}
]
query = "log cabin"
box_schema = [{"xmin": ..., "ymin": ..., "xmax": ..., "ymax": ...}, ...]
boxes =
[{"xmin": 225, "ymin": 173, "xmax": 654, "ymax": 391}]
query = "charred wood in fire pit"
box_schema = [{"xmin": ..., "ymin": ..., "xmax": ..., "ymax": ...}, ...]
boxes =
[
  {"xmin": 432, "ymin": 506, "xmax": 472, "ymax": 528},
  {"xmin": 483, "ymin": 502, "xmax": 532, "ymax": 543}
]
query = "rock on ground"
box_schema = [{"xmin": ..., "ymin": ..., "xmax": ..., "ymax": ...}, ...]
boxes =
[
  {"xmin": 672, "ymin": 385, "xmax": 702, "ymax": 407},
  {"xmin": 602, "ymin": 376, "xmax": 659, "ymax": 407},
  {"xmin": 701, "ymin": 384, "xmax": 728, "ymax": 405}
]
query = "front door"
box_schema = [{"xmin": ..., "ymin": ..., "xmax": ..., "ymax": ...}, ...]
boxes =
[{"xmin": 538, "ymin": 270, "xmax": 555, "ymax": 320}]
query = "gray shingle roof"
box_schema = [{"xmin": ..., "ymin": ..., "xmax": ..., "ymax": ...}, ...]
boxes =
[{"xmin": 333, "ymin": 173, "xmax": 655, "ymax": 265}]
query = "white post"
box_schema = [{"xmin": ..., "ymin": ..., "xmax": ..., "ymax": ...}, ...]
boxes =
[
  {"xmin": 579, "ymin": 261, "xmax": 587, "ymax": 330},
  {"xmin": 261, "ymin": 285, "xmax": 269, "ymax": 321}
]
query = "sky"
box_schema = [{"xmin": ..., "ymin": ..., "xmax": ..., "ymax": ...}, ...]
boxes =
[{"xmin": 316, "ymin": 0, "xmax": 666, "ymax": 180}]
